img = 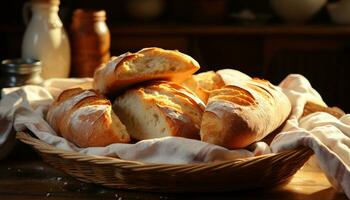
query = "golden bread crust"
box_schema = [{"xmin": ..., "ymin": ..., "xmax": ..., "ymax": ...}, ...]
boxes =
[
  {"xmin": 46, "ymin": 88, "xmax": 130, "ymax": 147},
  {"xmin": 113, "ymin": 81, "xmax": 205, "ymax": 141},
  {"xmin": 93, "ymin": 47, "xmax": 200, "ymax": 96},
  {"xmin": 200, "ymin": 71, "xmax": 291, "ymax": 149}
]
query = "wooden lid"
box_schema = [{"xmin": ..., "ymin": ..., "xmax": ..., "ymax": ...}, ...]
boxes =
[{"xmin": 73, "ymin": 9, "xmax": 107, "ymax": 21}]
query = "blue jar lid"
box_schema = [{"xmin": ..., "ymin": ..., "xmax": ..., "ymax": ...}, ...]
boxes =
[{"xmin": 1, "ymin": 58, "xmax": 42, "ymax": 74}]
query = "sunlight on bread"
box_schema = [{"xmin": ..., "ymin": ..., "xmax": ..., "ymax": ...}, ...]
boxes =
[{"xmin": 46, "ymin": 47, "xmax": 291, "ymax": 150}]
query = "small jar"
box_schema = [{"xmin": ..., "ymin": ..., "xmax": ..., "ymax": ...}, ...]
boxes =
[
  {"xmin": 0, "ymin": 58, "xmax": 43, "ymax": 160},
  {"xmin": 70, "ymin": 9, "xmax": 111, "ymax": 77},
  {"xmin": 0, "ymin": 58, "xmax": 43, "ymax": 90}
]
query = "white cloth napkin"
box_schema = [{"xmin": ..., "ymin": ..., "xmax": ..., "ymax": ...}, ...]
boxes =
[{"xmin": 0, "ymin": 75, "xmax": 349, "ymax": 198}]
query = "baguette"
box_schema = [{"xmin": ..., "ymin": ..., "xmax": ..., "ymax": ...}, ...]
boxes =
[
  {"xmin": 113, "ymin": 81, "xmax": 205, "ymax": 141},
  {"xmin": 46, "ymin": 88, "xmax": 130, "ymax": 147},
  {"xmin": 200, "ymin": 75, "xmax": 291, "ymax": 149},
  {"xmin": 93, "ymin": 47, "xmax": 200, "ymax": 96}
]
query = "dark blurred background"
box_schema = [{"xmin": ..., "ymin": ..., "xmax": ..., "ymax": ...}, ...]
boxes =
[{"xmin": 1, "ymin": 0, "xmax": 349, "ymax": 112}]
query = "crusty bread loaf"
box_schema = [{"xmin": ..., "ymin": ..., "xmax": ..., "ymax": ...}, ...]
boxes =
[
  {"xmin": 93, "ymin": 47, "xmax": 200, "ymax": 96},
  {"xmin": 46, "ymin": 88, "xmax": 130, "ymax": 147},
  {"xmin": 200, "ymin": 75, "xmax": 291, "ymax": 149},
  {"xmin": 181, "ymin": 69, "xmax": 252, "ymax": 104},
  {"xmin": 181, "ymin": 71, "xmax": 225, "ymax": 103},
  {"xmin": 113, "ymin": 81, "xmax": 205, "ymax": 141},
  {"xmin": 216, "ymin": 69, "xmax": 252, "ymax": 84}
]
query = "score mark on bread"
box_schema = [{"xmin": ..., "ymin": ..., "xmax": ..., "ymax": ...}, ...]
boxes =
[
  {"xmin": 200, "ymin": 73, "xmax": 291, "ymax": 149},
  {"xmin": 46, "ymin": 88, "xmax": 130, "ymax": 147},
  {"xmin": 113, "ymin": 81, "xmax": 205, "ymax": 141}
]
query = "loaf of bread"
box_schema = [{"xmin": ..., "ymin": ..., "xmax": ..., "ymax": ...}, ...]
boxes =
[
  {"xmin": 93, "ymin": 47, "xmax": 200, "ymax": 96},
  {"xmin": 181, "ymin": 69, "xmax": 253, "ymax": 104},
  {"xmin": 200, "ymin": 74, "xmax": 291, "ymax": 149},
  {"xmin": 113, "ymin": 81, "xmax": 205, "ymax": 141},
  {"xmin": 46, "ymin": 88, "xmax": 130, "ymax": 147},
  {"xmin": 181, "ymin": 71, "xmax": 225, "ymax": 103}
]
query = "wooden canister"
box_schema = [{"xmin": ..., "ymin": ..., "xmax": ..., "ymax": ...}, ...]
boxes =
[{"xmin": 70, "ymin": 9, "xmax": 111, "ymax": 77}]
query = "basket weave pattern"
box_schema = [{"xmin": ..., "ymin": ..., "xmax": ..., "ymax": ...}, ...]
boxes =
[{"xmin": 17, "ymin": 132, "xmax": 312, "ymax": 192}]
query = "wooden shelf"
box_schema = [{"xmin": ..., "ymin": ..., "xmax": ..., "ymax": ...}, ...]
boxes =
[
  {"xmin": 2, "ymin": 23, "xmax": 350, "ymax": 36},
  {"xmin": 109, "ymin": 24, "xmax": 350, "ymax": 36},
  {"xmin": 1, "ymin": 22, "xmax": 349, "ymax": 112}
]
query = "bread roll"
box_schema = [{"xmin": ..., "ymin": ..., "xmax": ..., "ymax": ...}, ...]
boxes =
[
  {"xmin": 93, "ymin": 47, "xmax": 200, "ymax": 96},
  {"xmin": 200, "ymin": 76, "xmax": 291, "ymax": 149},
  {"xmin": 113, "ymin": 81, "xmax": 205, "ymax": 141},
  {"xmin": 46, "ymin": 88, "xmax": 130, "ymax": 147},
  {"xmin": 181, "ymin": 71, "xmax": 225, "ymax": 103}
]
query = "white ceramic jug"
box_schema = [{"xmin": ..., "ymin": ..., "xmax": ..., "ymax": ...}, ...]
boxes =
[
  {"xmin": 22, "ymin": 0, "xmax": 70, "ymax": 79},
  {"xmin": 328, "ymin": 0, "xmax": 350, "ymax": 25}
]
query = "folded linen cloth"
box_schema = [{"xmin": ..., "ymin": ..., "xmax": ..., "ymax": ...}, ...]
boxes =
[
  {"xmin": 0, "ymin": 75, "xmax": 349, "ymax": 197},
  {"xmin": 271, "ymin": 74, "xmax": 350, "ymax": 196}
]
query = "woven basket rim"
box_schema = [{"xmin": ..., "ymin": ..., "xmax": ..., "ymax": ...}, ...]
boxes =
[
  {"xmin": 16, "ymin": 131, "xmax": 314, "ymax": 192},
  {"xmin": 16, "ymin": 131, "xmax": 311, "ymax": 168}
]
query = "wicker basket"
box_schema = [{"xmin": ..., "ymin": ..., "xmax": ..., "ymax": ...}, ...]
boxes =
[
  {"xmin": 17, "ymin": 132, "xmax": 312, "ymax": 192},
  {"xmin": 15, "ymin": 102, "xmax": 344, "ymax": 192}
]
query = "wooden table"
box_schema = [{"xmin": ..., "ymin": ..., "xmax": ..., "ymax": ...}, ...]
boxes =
[{"xmin": 0, "ymin": 158, "xmax": 348, "ymax": 200}]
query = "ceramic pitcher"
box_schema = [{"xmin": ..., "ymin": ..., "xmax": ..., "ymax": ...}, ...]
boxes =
[{"xmin": 22, "ymin": 0, "xmax": 70, "ymax": 79}]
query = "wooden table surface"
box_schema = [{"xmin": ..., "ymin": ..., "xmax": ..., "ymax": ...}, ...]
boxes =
[{"xmin": 0, "ymin": 157, "xmax": 348, "ymax": 200}]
